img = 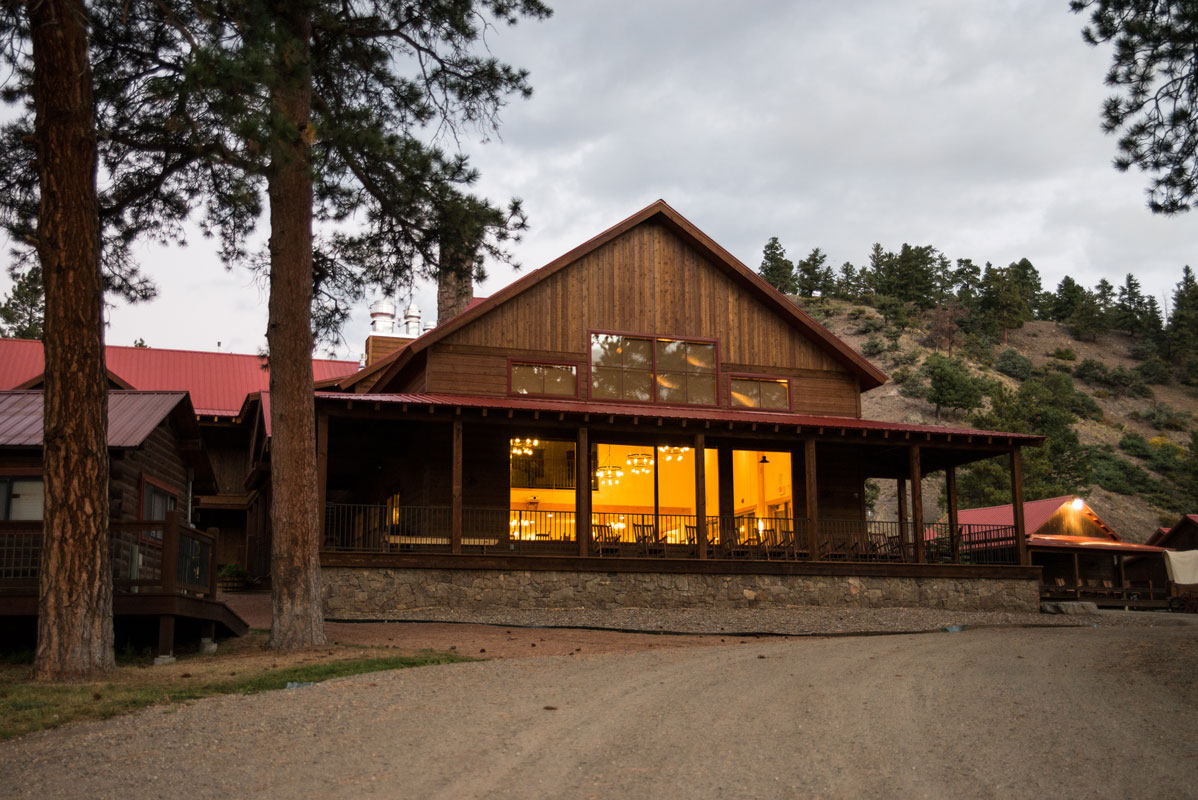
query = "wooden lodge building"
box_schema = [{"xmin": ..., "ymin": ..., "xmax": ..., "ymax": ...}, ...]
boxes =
[{"xmin": 314, "ymin": 201, "xmax": 1046, "ymax": 614}]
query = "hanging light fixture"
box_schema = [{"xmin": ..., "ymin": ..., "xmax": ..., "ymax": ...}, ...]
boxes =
[
  {"xmin": 595, "ymin": 445, "xmax": 624, "ymax": 486},
  {"xmin": 510, "ymin": 437, "xmax": 539, "ymax": 457},
  {"xmin": 759, "ymin": 454, "xmax": 770, "ymax": 464},
  {"xmin": 656, "ymin": 445, "xmax": 691, "ymax": 462},
  {"xmin": 626, "ymin": 452, "xmax": 654, "ymax": 474}
]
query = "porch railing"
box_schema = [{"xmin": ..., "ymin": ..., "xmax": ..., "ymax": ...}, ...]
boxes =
[
  {"xmin": 322, "ymin": 503, "xmax": 1019, "ymax": 565},
  {"xmin": 0, "ymin": 511, "xmax": 217, "ymax": 598}
]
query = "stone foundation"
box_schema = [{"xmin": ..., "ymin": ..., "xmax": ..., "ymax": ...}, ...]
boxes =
[{"xmin": 322, "ymin": 567, "xmax": 1040, "ymax": 616}]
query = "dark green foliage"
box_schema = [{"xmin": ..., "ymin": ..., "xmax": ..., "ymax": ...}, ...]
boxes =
[
  {"xmin": 1119, "ymin": 432, "xmax": 1153, "ymax": 459},
  {"xmin": 1068, "ymin": 290, "xmax": 1109, "ymax": 342},
  {"xmin": 891, "ymin": 366, "xmax": 915, "ymax": 385},
  {"xmin": 1166, "ymin": 266, "xmax": 1198, "ymax": 383},
  {"xmin": 758, "ymin": 237, "xmax": 797, "ymax": 294},
  {"xmin": 1089, "ymin": 446, "xmax": 1162, "ymax": 496},
  {"xmin": 796, "ymin": 247, "xmax": 835, "ymax": 297},
  {"xmin": 961, "ymin": 333, "xmax": 995, "ymax": 366},
  {"xmin": 1129, "ymin": 403, "xmax": 1192, "ymax": 431},
  {"xmin": 1049, "ymin": 347, "xmax": 1077, "ymax": 361},
  {"xmin": 861, "ymin": 337, "xmax": 885, "ymax": 357},
  {"xmin": 892, "ymin": 348, "xmax": 922, "ymax": 367},
  {"xmin": 1128, "ymin": 338, "xmax": 1160, "ymax": 361},
  {"xmin": 923, "ymin": 354, "xmax": 982, "ymax": 419},
  {"xmin": 1134, "ymin": 357, "xmax": 1171, "ymax": 385},
  {"xmin": 1052, "ymin": 276, "xmax": 1087, "ymax": 321},
  {"xmin": 995, "ymin": 348, "xmax": 1033, "ymax": 381},
  {"xmin": 0, "ymin": 266, "xmax": 43, "ymax": 339},
  {"xmin": 1072, "ymin": 1, "xmax": 1198, "ymax": 213},
  {"xmin": 1073, "ymin": 358, "xmax": 1151, "ymax": 397},
  {"xmin": 855, "ymin": 315, "xmax": 885, "ymax": 335}
]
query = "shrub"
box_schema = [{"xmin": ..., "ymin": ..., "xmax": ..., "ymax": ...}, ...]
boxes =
[
  {"xmin": 892, "ymin": 348, "xmax": 922, "ymax": 367},
  {"xmin": 995, "ymin": 348, "xmax": 1033, "ymax": 381},
  {"xmin": 1128, "ymin": 339, "xmax": 1159, "ymax": 361},
  {"xmin": 856, "ymin": 317, "xmax": 885, "ymax": 335},
  {"xmin": 1119, "ymin": 432, "xmax": 1153, "ymax": 460},
  {"xmin": 862, "ymin": 337, "xmax": 885, "ymax": 357},
  {"xmin": 1134, "ymin": 358, "xmax": 1171, "ymax": 385},
  {"xmin": 1129, "ymin": 404, "xmax": 1191, "ymax": 431},
  {"xmin": 1088, "ymin": 446, "xmax": 1160, "ymax": 496},
  {"xmin": 962, "ymin": 334, "xmax": 995, "ymax": 366},
  {"xmin": 847, "ymin": 307, "xmax": 867, "ymax": 320},
  {"xmin": 1048, "ymin": 347, "xmax": 1077, "ymax": 361},
  {"xmin": 1073, "ymin": 358, "xmax": 1109, "ymax": 384},
  {"xmin": 892, "ymin": 366, "xmax": 914, "ymax": 385}
]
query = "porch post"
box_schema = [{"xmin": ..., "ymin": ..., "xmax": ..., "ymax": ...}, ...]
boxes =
[
  {"xmin": 316, "ymin": 409, "xmax": 329, "ymax": 543},
  {"xmin": 790, "ymin": 446, "xmax": 803, "ymax": 558},
  {"xmin": 577, "ymin": 426, "xmax": 590, "ymax": 557},
  {"xmin": 1117, "ymin": 554, "xmax": 1126, "ymax": 601},
  {"xmin": 946, "ymin": 466, "xmax": 960, "ymax": 564},
  {"xmin": 717, "ymin": 446, "xmax": 734, "ymax": 551},
  {"xmin": 451, "ymin": 418, "xmax": 462, "ymax": 554},
  {"xmin": 804, "ymin": 439, "xmax": 819, "ymax": 560},
  {"xmin": 1072, "ymin": 550, "xmax": 1081, "ymax": 598},
  {"xmin": 1010, "ymin": 448, "xmax": 1029, "ymax": 566},
  {"xmin": 694, "ymin": 433, "xmax": 707, "ymax": 559},
  {"xmin": 909, "ymin": 446, "xmax": 924, "ymax": 563}
]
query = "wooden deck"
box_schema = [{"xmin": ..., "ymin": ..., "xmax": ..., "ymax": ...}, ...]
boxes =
[{"xmin": 1, "ymin": 512, "xmax": 249, "ymax": 655}]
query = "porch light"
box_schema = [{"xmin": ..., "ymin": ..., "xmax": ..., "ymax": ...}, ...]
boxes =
[
  {"xmin": 1071, "ymin": 497, "xmax": 1085, "ymax": 511},
  {"xmin": 510, "ymin": 437, "xmax": 539, "ymax": 457},
  {"xmin": 759, "ymin": 455, "xmax": 770, "ymax": 464}
]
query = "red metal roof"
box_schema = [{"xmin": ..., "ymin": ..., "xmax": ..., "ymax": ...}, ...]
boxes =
[
  {"xmin": 313, "ymin": 391, "xmax": 1045, "ymax": 443},
  {"xmin": 954, "ymin": 495, "xmax": 1113, "ymax": 536},
  {"xmin": 0, "ymin": 338, "xmax": 358, "ymax": 417},
  {"xmin": 0, "ymin": 390, "xmax": 193, "ymax": 448}
]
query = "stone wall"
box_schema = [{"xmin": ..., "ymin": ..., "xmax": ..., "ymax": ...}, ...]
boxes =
[{"xmin": 322, "ymin": 567, "xmax": 1040, "ymax": 616}]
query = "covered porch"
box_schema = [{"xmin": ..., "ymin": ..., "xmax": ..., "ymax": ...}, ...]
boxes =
[{"xmin": 317, "ymin": 394, "xmax": 1041, "ymax": 572}]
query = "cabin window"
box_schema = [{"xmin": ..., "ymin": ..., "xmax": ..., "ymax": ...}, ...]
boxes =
[
  {"xmin": 590, "ymin": 334, "xmax": 716, "ymax": 405},
  {"xmin": 730, "ymin": 377, "xmax": 790, "ymax": 410},
  {"xmin": 0, "ymin": 477, "xmax": 44, "ymax": 521},
  {"xmin": 510, "ymin": 362, "xmax": 577, "ymax": 397},
  {"xmin": 140, "ymin": 481, "xmax": 177, "ymax": 521}
]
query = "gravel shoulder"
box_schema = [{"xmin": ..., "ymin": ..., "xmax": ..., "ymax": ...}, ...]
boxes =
[{"xmin": 3, "ymin": 624, "xmax": 1194, "ymax": 800}]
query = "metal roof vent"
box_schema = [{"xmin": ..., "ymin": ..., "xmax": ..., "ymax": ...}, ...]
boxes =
[
  {"xmin": 422, "ymin": 319, "xmax": 436, "ymax": 333},
  {"xmin": 369, "ymin": 299, "xmax": 397, "ymax": 334},
  {"xmin": 402, "ymin": 302, "xmax": 422, "ymax": 336}
]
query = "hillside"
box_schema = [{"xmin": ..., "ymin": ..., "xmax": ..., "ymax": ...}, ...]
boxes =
[{"xmin": 803, "ymin": 299, "xmax": 1198, "ymax": 543}]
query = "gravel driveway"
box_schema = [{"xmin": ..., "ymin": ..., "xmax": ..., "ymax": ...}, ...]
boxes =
[{"xmin": 4, "ymin": 624, "xmax": 1195, "ymax": 799}]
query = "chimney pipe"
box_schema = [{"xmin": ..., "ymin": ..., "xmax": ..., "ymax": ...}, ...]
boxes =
[
  {"xmin": 402, "ymin": 302, "xmax": 422, "ymax": 337},
  {"xmin": 369, "ymin": 299, "xmax": 397, "ymax": 334}
]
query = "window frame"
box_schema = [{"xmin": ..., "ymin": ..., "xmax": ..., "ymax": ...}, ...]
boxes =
[
  {"xmin": 587, "ymin": 329, "xmax": 721, "ymax": 408},
  {"xmin": 0, "ymin": 475, "xmax": 44, "ymax": 521},
  {"xmin": 138, "ymin": 474, "xmax": 180, "ymax": 542},
  {"xmin": 727, "ymin": 372, "xmax": 793, "ymax": 412},
  {"xmin": 506, "ymin": 358, "xmax": 583, "ymax": 400}
]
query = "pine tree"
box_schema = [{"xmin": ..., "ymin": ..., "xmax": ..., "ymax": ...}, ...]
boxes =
[
  {"xmin": 758, "ymin": 237, "xmax": 797, "ymax": 294},
  {"xmin": 0, "ymin": 266, "xmax": 44, "ymax": 339},
  {"xmin": 923, "ymin": 354, "xmax": 981, "ymax": 420},
  {"xmin": 1072, "ymin": 1, "xmax": 1198, "ymax": 213},
  {"xmin": 796, "ymin": 247, "xmax": 832, "ymax": 296},
  {"xmin": 1052, "ymin": 276, "xmax": 1087, "ymax": 321},
  {"xmin": 1068, "ymin": 290, "xmax": 1109, "ymax": 342},
  {"xmin": 1114, "ymin": 273, "xmax": 1146, "ymax": 334},
  {"xmin": 1166, "ymin": 265, "xmax": 1198, "ymax": 382}
]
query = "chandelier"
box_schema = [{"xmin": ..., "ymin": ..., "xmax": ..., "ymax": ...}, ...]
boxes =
[
  {"xmin": 510, "ymin": 437, "xmax": 538, "ymax": 457},
  {"xmin": 626, "ymin": 452, "xmax": 653, "ymax": 475},
  {"xmin": 596, "ymin": 445, "xmax": 625, "ymax": 486},
  {"xmin": 657, "ymin": 445, "xmax": 691, "ymax": 462}
]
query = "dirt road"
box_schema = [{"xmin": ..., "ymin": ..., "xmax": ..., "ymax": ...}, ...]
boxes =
[{"xmin": 4, "ymin": 625, "xmax": 1195, "ymax": 799}]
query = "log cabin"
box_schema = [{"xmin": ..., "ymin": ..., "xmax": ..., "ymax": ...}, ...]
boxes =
[
  {"xmin": 0, "ymin": 390, "xmax": 247, "ymax": 656},
  {"xmin": 314, "ymin": 200, "xmax": 1047, "ymax": 613}
]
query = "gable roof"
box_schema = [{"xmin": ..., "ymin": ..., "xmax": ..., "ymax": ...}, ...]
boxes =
[
  {"xmin": 335, "ymin": 200, "xmax": 889, "ymax": 393},
  {"xmin": 955, "ymin": 495, "xmax": 1118, "ymax": 539},
  {"xmin": 0, "ymin": 390, "xmax": 198, "ymax": 448},
  {"xmin": 0, "ymin": 339, "xmax": 359, "ymax": 417},
  {"xmin": 1147, "ymin": 514, "xmax": 1198, "ymax": 547}
]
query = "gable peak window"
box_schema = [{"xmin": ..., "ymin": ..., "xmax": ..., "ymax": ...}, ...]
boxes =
[
  {"xmin": 510, "ymin": 362, "xmax": 577, "ymax": 397},
  {"xmin": 730, "ymin": 377, "xmax": 790, "ymax": 410},
  {"xmin": 590, "ymin": 333, "xmax": 716, "ymax": 406}
]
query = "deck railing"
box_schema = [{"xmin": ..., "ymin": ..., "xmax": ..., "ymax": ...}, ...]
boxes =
[
  {"xmin": 0, "ymin": 511, "xmax": 217, "ymax": 598},
  {"xmin": 321, "ymin": 503, "xmax": 1019, "ymax": 565}
]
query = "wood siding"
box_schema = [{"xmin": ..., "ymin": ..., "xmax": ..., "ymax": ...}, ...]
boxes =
[
  {"xmin": 419, "ymin": 220, "xmax": 859, "ymax": 417},
  {"xmin": 109, "ymin": 423, "xmax": 188, "ymax": 522}
]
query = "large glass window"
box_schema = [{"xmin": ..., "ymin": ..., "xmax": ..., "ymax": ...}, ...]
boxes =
[
  {"xmin": 0, "ymin": 478, "xmax": 44, "ymax": 521},
  {"xmin": 590, "ymin": 333, "xmax": 716, "ymax": 405},
  {"xmin": 510, "ymin": 362, "xmax": 577, "ymax": 397},
  {"xmin": 730, "ymin": 377, "xmax": 790, "ymax": 410},
  {"xmin": 141, "ymin": 482, "xmax": 177, "ymax": 521}
]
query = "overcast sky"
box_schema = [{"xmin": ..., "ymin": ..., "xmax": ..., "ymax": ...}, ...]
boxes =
[{"xmin": 3, "ymin": 0, "xmax": 1194, "ymax": 360}]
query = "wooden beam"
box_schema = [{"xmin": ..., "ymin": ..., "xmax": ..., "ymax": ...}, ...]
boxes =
[
  {"xmin": 718, "ymin": 446, "xmax": 734, "ymax": 552},
  {"xmin": 1011, "ymin": 449, "xmax": 1028, "ymax": 566},
  {"xmin": 576, "ymin": 426, "xmax": 590, "ymax": 557},
  {"xmin": 451, "ymin": 419, "xmax": 463, "ymax": 554},
  {"xmin": 695, "ymin": 433, "xmax": 707, "ymax": 560},
  {"xmin": 946, "ymin": 466, "xmax": 960, "ymax": 564},
  {"xmin": 804, "ymin": 439, "xmax": 819, "ymax": 560},
  {"xmin": 910, "ymin": 445, "xmax": 924, "ymax": 563},
  {"xmin": 317, "ymin": 410, "xmax": 329, "ymax": 542},
  {"xmin": 896, "ymin": 477, "xmax": 908, "ymax": 556}
]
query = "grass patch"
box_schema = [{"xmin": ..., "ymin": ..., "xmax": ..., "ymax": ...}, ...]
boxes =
[{"xmin": 0, "ymin": 650, "xmax": 470, "ymax": 742}]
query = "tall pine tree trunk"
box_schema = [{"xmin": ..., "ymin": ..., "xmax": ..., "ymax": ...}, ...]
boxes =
[
  {"xmin": 266, "ymin": 1, "xmax": 326, "ymax": 649},
  {"xmin": 29, "ymin": 0, "xmax": 115, "ymax": 679}
]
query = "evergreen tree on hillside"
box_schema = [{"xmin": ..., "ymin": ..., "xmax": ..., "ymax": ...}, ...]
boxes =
[
  {"xmin": 1166, "ymin": 265, "xmax": 1198, "ymax": 383},
  {"xmin": 796, "ymin": 247, "xmax": 834, "ymax": 296},
  {"xmin": 953, "ymin": 258, "xmax": 982, "ymax": 307},
  {"xmin": 924, "ymin": 354, "xmax": 982, "ymax": 420},
  {"xmin": 1095, "ymin": 278, "xmax": 1117, "ymax": 315},
  {"xmin": 978, "ymin": 262, "xmax": 1030, "ymax": 343},
  {"xmin": 1008, "ymin": 258, "xmax": 1043, "ymax": 317},
  {"xmin": 1068, "ymin": 289, "xmax": 1110, "ymax": 342},
  {"xmin": 834, "ymin": 261, "xmax": 865, "ymax": 301},
  {"xmin": 1052, "ymin": 275, "xmax": 1087, "ymax": 321},
  {"xmin": 1114, "ymin": 273, "xmax": 1148, "ymax": 334},
  {"xmin": 759, "ymin": 237, "xmax": 797, "ymax": 294}
]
